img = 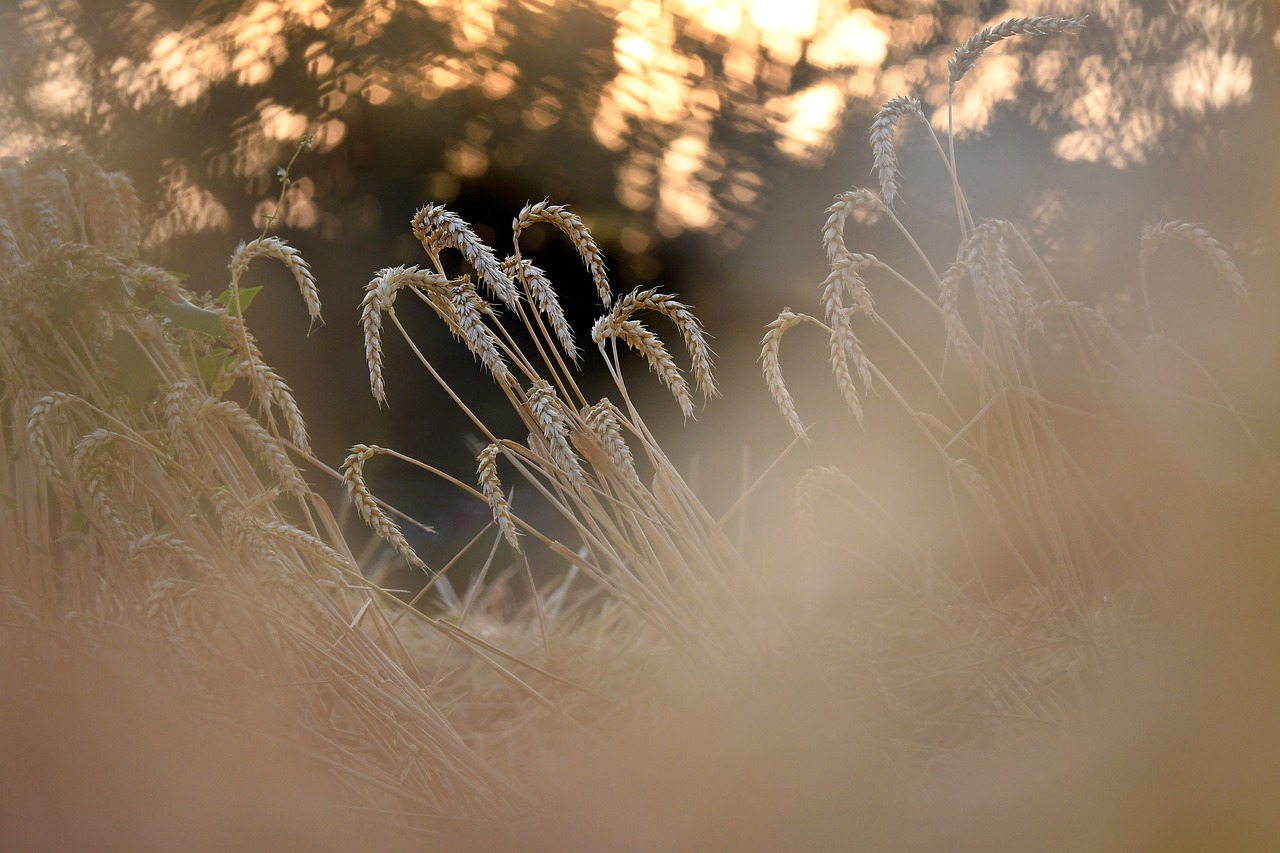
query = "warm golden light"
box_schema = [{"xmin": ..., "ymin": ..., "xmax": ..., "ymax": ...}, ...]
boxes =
[{"xmin": 2, "ymin": 0, "xmax": 1260, "ymax": 242}]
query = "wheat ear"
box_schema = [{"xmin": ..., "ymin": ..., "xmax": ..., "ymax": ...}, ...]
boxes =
[
  {"xmin": 361, "ymin": 266, "xmax": 450, "ymax": 403},
  {"xmin": 793, "ymin": 466, "xmax": 854, "ymax": 539},
  {"xmin": 477, "ymin": 443, "xmax": 521, "ymax": 549},
  {"xmin": 502, "ymin": 255, "xmax": 577, "ymax": 362},
  {"xmin": 580, "ymin": 399, "xmax": 639, "ymax": 482},
  {"xmin": 761, "ymin": 311, "xmax": 809, "ymax": 440},
  {"xmin": 1140, "ymin": 220, "xmax": 1249, "ymax": 305},
  {"xmin": 228, "ymin": 236, "xmax": 321, "ymax": 322},
  {"xmin": 342, "ymin": 445, "xmax": 427, "ymax": 571},
  {"xmin": 411, "ymin": 204, "xmax": 519, "ymax": 309},
  {"xmin": 593, "ymin": 316, "xmax": 694, "ymax": 418},
  {"xmin": 949, "ymin": 16, "xmax": 1086, "ymax": 92},
  {"xmin": 525, "ymin": 379, "xmax": 584, "ymax": 487},
  {"xmin": 594, "ymin": 287, "xmax": 717, "ymax": 399},
  {"xmin": 869, "ymin": 97, "xmax": 923, "ymax": 209},
  {"xmin": 512, "ymin": 200, "xmax": 612, "ymax": 307}
]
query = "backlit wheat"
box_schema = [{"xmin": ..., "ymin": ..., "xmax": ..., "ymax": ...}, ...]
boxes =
[
  {"xmin": 228, "ymin": 236, "xmax": 321, "ymax": 322},
  {"xmin": 342, "ymin": 444, "xmax": 427, "ymax": 572},
  {"xmin": 869, "ymin": 96, "xmax": 922, "ymax": 209},
  {"xmin": 761, "ymin": 311, "xmax": 808, "ymax": 440},
  {"xmin": 478, "ymin": 443, "xmax": 521, "ymax": 549},
  {"xmin": 949, "ymin": 16, "xmax": 1087, "ymax": 92},
  {"xmin": 361, "ymin": 265, "xmax": 450, "ymax": 403},
  {"xmin": 512, "ymin": 200, "xmax": 611, "ymax": 307},
  {"xmin": 412, "ymin": 204, "xmax": 519, "ymax": 309}
]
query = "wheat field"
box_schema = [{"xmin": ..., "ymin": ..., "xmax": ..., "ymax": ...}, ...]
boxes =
[{"xmin": 2, "ymin": 17, "xmax": 1279, "ymax": 850}]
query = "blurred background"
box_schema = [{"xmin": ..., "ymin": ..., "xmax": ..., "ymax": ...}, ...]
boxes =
[{"xmin": 3, "ymin": 0, "xmax": 1276, "ymax": 566}]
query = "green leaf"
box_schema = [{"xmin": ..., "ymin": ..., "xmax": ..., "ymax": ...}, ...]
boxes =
[
  {"xmin": 198, "ymin": 348, "xmax": 238, "ymax": 393},
  {"xmin": 110, "ymin": 331, "xmax": 161, "ymax": 411},
  {"xmin": 218, "ymin": 285, "xmax": 262, "ymax": 317},
  {"xmin": 155, "ymin": 294, "xmax": 230, "ymax": 344}
]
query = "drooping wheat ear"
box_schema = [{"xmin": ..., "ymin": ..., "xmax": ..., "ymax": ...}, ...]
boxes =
[
  {"xmin": 70, "ymin": 428, "xmax": 130, "ymax": 539},
  {"xmin": 0, "ymin": 214, "xmax": 21, "ymax": 280},
  {"xmin": 129, "ymin": 532, "xmax": 214, "ymax": 575},
  {"xmin": 596, "ymin": 287, "xmax": 717, "ymax": 398},
  {"xmin": 477, "ymin": 443, "xmax": 521, "ymax": 549},
  {"xmin": 761, "ymin": 311, "xmax": 809, "ymax": 440},
  {"xmin": 228, "ymin": 236, "xmax": 321, "ymax": 322},
  {"xmin": 27, "ymin": 391, "xmax": 79, "ymax": 481},
  {"xmin": 446, "ymin": 283, "xmax": 512, "ymax": 383},
  {"xmin": 227, "ymin": 354, "xmax": 310, "ymax": 453},
  {"xmin": 361, "ymin": 265, "xmax": 450, "ymax": 403},
  {"xmin": 502, "ymin": 255, "xmax": 577, "ymax": 361},
  {"xmin": 950, "ymin": 457, "xmax": 1002, "ymax": 526},
  {"xmin": 24, "ymin": 146, "xmax": 141, "ymax": 252},
  {"xmin": 938, "ymin": 259, "xmax": 968, "ymax": 352},
  {"xmin": 580, "ymin": 399, "xmax": 639, "ymax": 482},
  {"xmin": 792, "ymin": 466, "xmax": 854, "ymax": 540},
  {"xmin": 822, "ymin": 189, "xmax": 880, "ymax": 274},
  {"xmin": 512, "ymin": 200, "xmax": 612, "ymax": 307},
  {"xmin": 341, "ymin": 445, "xmax": 428, "ymax": 571},
  {"xmin": 1030, "ymin": 299, "xmax": 1131, "ymax": 354},
  {"xmin": 160, "ymin": 379, "xmax": 304, "ymax": 491},
  {"xmin": 869, "ymin": 96, "xmax": 923, "ymax": 209},
  {"xmin": 964, "ymin": 221, "xmax": 1035, "ymax": 342},
  {"xmin": 821, "ymin": 270, "xmax": 874, "ymax": 423},
  {"xmin": 244, "ymin": 517, "xmax": 350, "ymax": 573},
  {"xmin": 411, "ymin": 204, "xmax": 519, "ymax": 309},
  {"xmin": 593, "ymin": 316, "xmax": 694, "ymax": 418},
  {"xmin": 0, "ymin": 586, "xmax": 36, "ymax": 625},
  {"xmin": 525, "ymin": 379, "xmax": 584, "ymax": 487},
  {"xmin": 189, "ymin": 394, "xmax": 307, "ymax": 496},
  {"xmin": 949, "ymin": 16, "xmax": 1087, "ymax": 92},
  {"xmin": 145, "ymin": 577, "xmax": 201, "ymax": 628},
  {"xmin": 1140, "ymin": 220, "xmax": 1249, "ymax": 306},
  {"xmin": 105, "ymin": 171, "xmax": 142, "ymax": 251}
]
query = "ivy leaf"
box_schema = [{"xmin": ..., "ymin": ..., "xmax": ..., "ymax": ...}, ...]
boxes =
[
  {"xmin": 198, "ymin": 348, "xmax": 239, "ymax": 393},
  {"xmin": 155, "ymin": 294, "xmax": 230, "ymax": 344},
  {"xmin": 218, "ymin": 285, "xmax": 262, "ymax": 317}
]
